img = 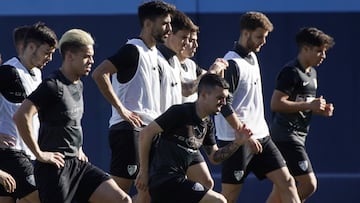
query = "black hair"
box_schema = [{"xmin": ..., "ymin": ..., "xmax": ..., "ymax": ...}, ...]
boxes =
[
  {"xmin": 296, "ymin": 27, "xmax": 335, "ymax": 49},
  {"xmin": 138, "ymin": 1, "xmax": 176, "ymax": 27},
  {"xmin": 198, "ymin": 73, "xmax": 229, "ymax": 94},
  {"xmin": 23, "ymin": 22, "xmax": 58, "ymax": 48},
  {"xmin": 171, "ymin": 10, "xmax": 195, "ymax": 34},
  {"xmin": 240, "ymin": 11, "xmax": 273, "ymax": 32},
  {"xmin": 13, "ymin": 25, "xmax": 30, "ymax": 47}
]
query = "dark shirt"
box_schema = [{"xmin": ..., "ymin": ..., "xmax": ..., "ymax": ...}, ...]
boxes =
[
  {"xmin": 28, "ymin": 70, "xmax": 84, "ymax": 157},
  {"xmin": 149, "ymin": 103, "xmax": 216, "ymax": 187},
  {"xmin": 108, "ymin": 42, "xmax": 140, "ymax": 84},
  {"xmin": 270, "ymin": 59, "xmax": 317, "ymax": 145},
  {"xmin": 0, "ymin": 64, "xmax": 28, "ymax": 103}
]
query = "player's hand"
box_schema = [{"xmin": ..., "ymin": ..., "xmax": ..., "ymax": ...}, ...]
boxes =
[
  {"xmin": 310, "ymin": 95, "xmax": 326, "ymax": 112},
  {"xmin": 0, "ymin": 170, "xmax": 16, "ymax": 193},
  {"xmin": 0, "ymin": 134, "xmax": 16, "ymax": 148},
  {"xmin": 118, "ymin": 107, "xmax": 143, "ymax": 127},
  {"xmin": 234, "ymin": 124, "xmax": 253, "ymax": 146},
  {"xmin": 208, "ymin": 58, "xmax": 229, "ymax": 77},
  {"xmin": 37, "ymin": 151, "xmax": 65, "ymax": 168},
  {"xmin": 247, "ymin": 137, "xmax": 262, "ymax": 154},
  {"xmin": 135, "ymin": 170, "xmax": 148, "ymax": 192},
  {"xmin": 323, "ymin": 103, "xmax": 334, "ymax": 117},
  {"xmin": 78, "ymin": 147, "xmax": 89, "ymax": 162}
]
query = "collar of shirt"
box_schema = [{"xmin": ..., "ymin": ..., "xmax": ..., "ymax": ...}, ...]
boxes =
[
  {"xmin": 295, "ymin": 58, "xmax": 312, "ymax": 75},
  {"xmin": 233, "ymin": 41, "xmax": 254, "ymax": 65},
  {"xmin": 157, "ymin": 43, "xmax": 177, "ymax": 62}
]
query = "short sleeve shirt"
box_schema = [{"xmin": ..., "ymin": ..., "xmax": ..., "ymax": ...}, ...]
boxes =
[
  {"xmin": 270, "ymin": 59, "xmax": 317, "ymax": 144},
  {"xmin": 149, "ymin": 103, "xmax": 216, "ymax": 187},
  {"xmin": 28, "ymin": 70, "xmax": 84, "ymax": 157}
]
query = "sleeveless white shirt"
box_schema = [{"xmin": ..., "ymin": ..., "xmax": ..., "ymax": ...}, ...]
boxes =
[
  {"xmin": 109, "ymin": 39, "xmax": 161, "ymax": 126},
  {"xmin": 215, "ymin": 51, "xmax": 269, "ymax": 141},
  {"xmin": 0, "ymin": 57, "xmax": 41, "ymax": 159},
  {"xmin": 180, "ymin": 58, "xmax": 198, "ymax": 103},
  {"xmin": 158, "ymin": 52, "xmax": 182, "ymax": 113}
]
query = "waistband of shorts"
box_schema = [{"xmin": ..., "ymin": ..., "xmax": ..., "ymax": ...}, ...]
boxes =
[
  {"xmin": 0, "ymin": 147, "xmax": 24, "ymax": 153},
  {"xmin": 176, "ymin": 144, "xmax": 198, "ymax": 153},
  {"xmin": 257, "ymin": 135, "xmax": 270, "ymax": 142}
]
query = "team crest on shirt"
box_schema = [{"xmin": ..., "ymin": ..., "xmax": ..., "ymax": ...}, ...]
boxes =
[
  {"xmin": 192, "ymin": 125, "xmax": 207, "ymax": 139},
  {"xmin": 298, "ymin": 160, "xmax": 309, "ymax": 171},
  {"xmin": 192, "ymin": 182, "xmax": 205, "ymax": 191},
  {"xmin": 234, "ymin": 170, "xmax": 244, "ymax": 181},
  {"xmin": 127, "ymin": 165, "xmax": 138, "ymax": 176}
]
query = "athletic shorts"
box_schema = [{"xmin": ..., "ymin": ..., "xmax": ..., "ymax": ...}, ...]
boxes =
[
  {"xmin": 275, "ymin": 141, "xmax": 313, "ymax": 176},
  {"xmin": 189, "ymin": 150, "xmax": 205, "ymax": 166},
  {"xmin": 108, "ymin": 121, "xmax": 141, "ymax": 179},
  {"xmin": 149, "ymin": 176, "xmax": 209, "ymax": 203},
  {"xmin": 218, "ymin": 136, "xmax": 286, "ymax": 184},
  {"xmin": 34, "ymin": 157, "xmax": 110, "ymax": 203},
  {"xmin": 0, "ymin": 148, "xmax": 36, "ymax": 199}
]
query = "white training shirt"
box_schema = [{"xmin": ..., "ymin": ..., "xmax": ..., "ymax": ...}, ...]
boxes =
[
  {"xmin": 109, "ymin": 39, "xmax": 161, "ymax": 126},
  {"xmin": 158, "ymin": 52, "xmax": 182, "ymax": 113},
  {"xmin": 0, "ymin": 57, "xmax": 41, "ymax": 159},
  {"xmin": 215, "ymin": 51, "xmax": 269, "ymax": 141},
  {"xmin": 180, "ymin": 58, "xmax": 198, "ymax": 103}
]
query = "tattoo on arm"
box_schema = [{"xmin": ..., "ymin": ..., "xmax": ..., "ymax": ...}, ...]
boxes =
[
  {"xmin": 208, "ymin": 142, "xmax": 241, "ymax": 163},
  {"xmin": 182, "ymin": 79, "xmax": 200, "ymax": 96}
]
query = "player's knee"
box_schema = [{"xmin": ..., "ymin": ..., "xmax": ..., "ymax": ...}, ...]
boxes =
[
  {"xmin": 221, "ymin": 191, "xmax": 238, "ymax": 203},
  {"xmin": 310, "ymin": 176, "xmax": 317, "ymax": 191},
  {"xmin": 18, "ymin": 190, "xmax": 40, "ymax": 203},
  {"xmin": 299, "ymin": 177, "xmax": 317, "ymax": 199},
  {"xmin": 211, "ymin": 192, "xmax": 227, "ymax": 203},
  {"xmin": 221, "ymin": 187, "xmax": 241, "ymax": 203},
  {"xmin": 121, "ymin": 195, "xmax": 132, "ymax": 203},
  {"xmin": 203, "ymin": 190, "xmax": 228, "ymax": 203},
  {"xmin": 204, "ymin": 177, "xmax": 215, "ymax": 189},
  {"xmin": 278, "ymin": 175, "xmax": 297, "ymax": 191},
  {"xmin": 306, "ymin": 178, "xmax": 317, "ymax": 194},
  {"xmin": 217, "ymin": 195, "xmax": 227, "ymax": 203}
]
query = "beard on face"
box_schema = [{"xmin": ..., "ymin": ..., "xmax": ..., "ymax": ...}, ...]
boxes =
[
  {"xmin": 153, "ymin": 29, "xmax": 169, "ymax": 44},
  {"xmin": 246, "ymin": 38, "xmax": 256, "ymax": 52},
  {"xmin": 155, "ymin": 34, "xmax": 165, "ymax": 43}
]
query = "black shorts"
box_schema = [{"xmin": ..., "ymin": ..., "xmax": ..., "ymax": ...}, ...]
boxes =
[
  {"xmin": 275, "ymin": 141, "xmax": 313, "ymax": 176},
  {"xmin": 108, "ymin": 121, "xmax": 141, "ymax": 179},
  {"xmin": 189, "ymin": 150, "xmax": 205, "ymax": 166},
  {"xmin": 218, "ymin": 136, "xmax": 286, "ymax": 184},
  {"xmin": 0, "ymin": 148, "xmax": 36, "ymax": 199},
  {"xmin": 34, "ymin": 157, "xmax": 110, "ymax": 203},
  {"xmin": 149, "ymin": 176, "xmax": 209, "ymax": 203}
]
